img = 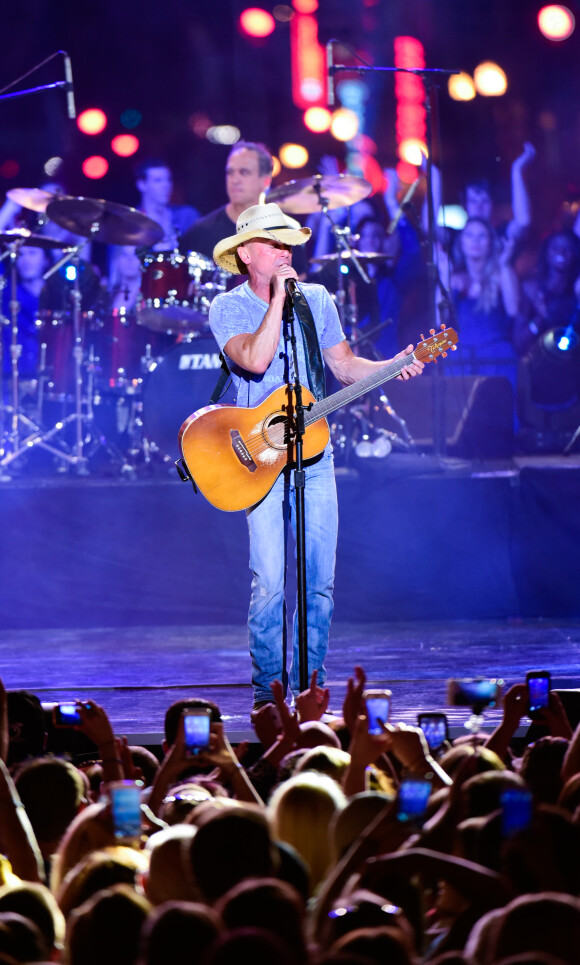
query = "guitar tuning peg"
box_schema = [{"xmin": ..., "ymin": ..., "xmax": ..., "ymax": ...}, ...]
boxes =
[
  {"xmin": 429, "ymin": 328, "xmax": 435, "ymax": 335},
  {"xmin": 420, "ymin": 333, "xmax": 425, "ymax": 341},
  {"xmin": 451, "ymin": 345, "xmax": 457, "ymax": 351},
  {"xmin": 441, "ymin": 323, "xmax": 447, "ymax": 330},
  {"xmin": 442, "ymin": 352, "xmax": 447, "ymax": 358}
]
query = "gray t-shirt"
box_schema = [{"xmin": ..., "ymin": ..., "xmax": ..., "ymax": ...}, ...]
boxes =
[{"xmin": 209, "ymin": 280, "xmax": 345, "ymax": 407}]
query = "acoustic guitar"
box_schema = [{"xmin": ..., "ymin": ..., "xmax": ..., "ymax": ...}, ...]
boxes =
[{"xmin": 178, "ymin": 326, "xmax": 458, "ymax": 512}]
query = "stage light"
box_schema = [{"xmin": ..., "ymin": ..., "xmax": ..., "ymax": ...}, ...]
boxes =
[
  {"xmin": 292, "ymin": 0, "xmax": 318, "ymax": 11},
  {"xmin": 120, "ymin": 108, "xmax": 142, "ymax": 129},
  {"xmin": 189, "ymin": 113, "xmax": 213, "ymax": 137},
  {"xmin": 77, "ymin": 108, "xmax": 107, "ymax": 135},
  {"xmin": 448, "ymin": 72, "xmax": 476, "ymax": 101},
  {"xmin": 473, "ymin": 62, "xmax": 508, "ymax": 96},
  {"xmin": 239, "ymin": 7, "xmax": 275, "ymax": 37},
  {"xmin": 330, "ymin": 108, "xmax": 359, "ymax": 141},
  {"xmin": 546, "ymin": 323, "xmax": 578, "ymax": 354},
  {"xmin": 538, "ymin": 5, "xmax": 575, "ymax": 40},
  {"xmin": 398, "ymin": 137, "xmax": 426, "ymax": 166},
  {"xmin": 304, "ymin": 106, "xmax": 332, "ymax": 132},
  {"xmin": 279, "ymin": 143, "xmax": 309, "ymax": 168},
  {"xmin": 0, "ymin": 160, "xmax": 20, "ymax": 179},
  {"xmin": 271, "ymin": 156, "xmax": 281, "ymax": 177},
  {"xmin": 273, "ymin": 4, "xmax": 294, "ymax": 21},
  {"xmin": 43, "ymin": 156, "xmax": 63, "ymax": 177},
  {"xmin": 206, "ymin": 125, "xmax": 241, "ymax": 145},
  {"xmin": 438, "ymin": 205, "xmax": 468, "ymax": 230},
  {"xmin": 518, "ymin": 322, "xmax": 580, "ymax": 450},
  {"xmin": 111, "ymin": 134, "xmax": 139, "ymax": 157},
  {"xmin": 290, "ymin": 6, "xmax": 325, "ymax": 109},
  {"xmin": 396, "ymin": 159, "xmax": 418, "ymax": 185},
  {"xmin": 82, "ymin": 155, "xmax": 109, "ymax": 179}
]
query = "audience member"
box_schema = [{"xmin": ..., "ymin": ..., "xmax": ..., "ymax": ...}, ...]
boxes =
[
  {"xmin": 134, "ymin": 158, "xmax": 199, "ymax": 251},
  {"xmin": 0, "ymin": 666, "xmax": 578, "ymax": 965}
]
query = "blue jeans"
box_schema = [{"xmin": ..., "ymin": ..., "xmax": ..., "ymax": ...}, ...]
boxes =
[{"xmin": 246, "ymin": 447, "xmax": 338, "ymax": 705}]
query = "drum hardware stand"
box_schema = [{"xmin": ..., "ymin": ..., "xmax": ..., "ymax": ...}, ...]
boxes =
[
  {"xmin": 313, "ymin": 188, "xmax": 371, "ymax": 332},
  {"xmin": 345, "ymin": 311, "xmax": 419, "ymax": 455},
  {"xmin": 0, "ymin": 240, "xmax": 74, "ymax": 476},
  {"xmin": 3, "ymin": 241, "xmax": 114, "ymax": 476}
]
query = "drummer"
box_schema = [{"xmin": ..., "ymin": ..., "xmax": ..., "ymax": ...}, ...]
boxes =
[
  {"xmin": 178, "ymin": 141, "xmax": 273, "ymax": 260},
  {"xmin": 135, "ymin": 158, "xmax": 199, "ymax": 252}
]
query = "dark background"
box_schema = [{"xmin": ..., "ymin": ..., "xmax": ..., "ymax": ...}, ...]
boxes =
[{"xmin": 1, "ymin": 0, "xmax": 579, "ymax": 235}]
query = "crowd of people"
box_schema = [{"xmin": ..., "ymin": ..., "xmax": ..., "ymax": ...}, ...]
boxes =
[
  {"xmin": 1, "ymin": 138, "xmax": 580, "ymax": 453},
  {"xmin": 0, "ymin": 668, "xmax": 579, "ymax": 964}
]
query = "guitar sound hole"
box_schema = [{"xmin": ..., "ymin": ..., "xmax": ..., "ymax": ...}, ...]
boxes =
[{"xmin": 263, "ymin": 413, "xmax": 291, "ymax": 451}]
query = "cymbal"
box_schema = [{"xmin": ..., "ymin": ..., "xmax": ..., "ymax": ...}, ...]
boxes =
[
  {"xmin": 0, "ymin": 228, "xmax": 74, "ymax": 250},
  {"xmin": 46, "ymin": 196, "xmax": 164, "ymax": 246},
  {"xmin": 6, "ymin": 187, "xmax": 64, "ymax": 213},
  {"xmin": 267, "ymin": 173, "xmax": 372, "ymax": 214},
  {"xmin": 310, "ymin": 249, "xmax": 393, "ymax": 264}
]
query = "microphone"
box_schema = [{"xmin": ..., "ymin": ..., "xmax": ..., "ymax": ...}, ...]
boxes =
[
  {"xmin": 284, "ymin": 278, "xmax": 298, "ymax": 297},
  {"xmin": 326, "ymin": 40, "xmax": 334, "ymax": 107},
  {"xmin": 63, "ymin": 51, "xmax": 76, "ymax": 119}
]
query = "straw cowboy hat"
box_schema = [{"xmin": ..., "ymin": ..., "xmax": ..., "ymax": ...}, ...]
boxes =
[{"xmin": 213, "ymin": 202, "xmax": 311, "ymax": 274}]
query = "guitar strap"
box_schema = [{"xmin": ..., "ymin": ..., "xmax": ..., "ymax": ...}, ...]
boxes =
[
  {"xmin": 208, "ymin": 351, "xmax": 232, "ymax": 404},
  {"xmin": 286, "ymin": 286, "xmax": 326, "ymax": 402}
]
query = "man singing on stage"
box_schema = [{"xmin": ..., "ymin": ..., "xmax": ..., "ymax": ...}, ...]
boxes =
[{"xmin": 209, "ymin": 202, "xmax": 424, "ymax": 714}]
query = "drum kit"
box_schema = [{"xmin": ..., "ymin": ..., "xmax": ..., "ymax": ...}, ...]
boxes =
[
  {"xmin": 0, "ymin": 189, "xmax": 229, "ymax": 477},
  {"xmin": 0, "ymin": 171, "xmax": 414, "ymax": 478}
]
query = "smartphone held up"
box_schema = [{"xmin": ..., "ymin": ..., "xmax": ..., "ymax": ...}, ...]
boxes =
[
  {"xmin": 363, "ymin": 690, "xmax": 391, "ymax": 736},
  {"xmin": 183, "ymin": 708, "xmax": 212, "ymax": 756},
  {"xmin": 526, "ymin": 670, "xmax": 551, "ymax": 717}
]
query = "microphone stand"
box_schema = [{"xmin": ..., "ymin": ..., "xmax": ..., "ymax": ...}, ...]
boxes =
[
  {"xmin": 284, "ymin": 283, "xmax": 310, "ymax": 693},
  {"xmin": 0, "ymin": 51, "xmax": 70, "ymax": 105}
]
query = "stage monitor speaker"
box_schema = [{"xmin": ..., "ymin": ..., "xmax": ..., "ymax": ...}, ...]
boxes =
[{"xmin": 383, "ymin": 374, "xmax": 514, "ymax": 459}]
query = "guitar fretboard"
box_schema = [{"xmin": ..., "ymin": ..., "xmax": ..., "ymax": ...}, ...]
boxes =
[{"xmin": 304, "ymin": 354, "xmax": 411, "ymax": 426}]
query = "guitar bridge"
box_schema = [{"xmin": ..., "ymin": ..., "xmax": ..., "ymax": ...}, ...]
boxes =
[{"xmin": 230, "ymin": 430, "xmax": 257, "ymax": 473}]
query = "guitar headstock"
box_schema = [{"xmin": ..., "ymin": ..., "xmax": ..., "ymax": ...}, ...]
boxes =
[{"xmin": 414, "ymin": 326, "xmax": 458, "ymax": 364}]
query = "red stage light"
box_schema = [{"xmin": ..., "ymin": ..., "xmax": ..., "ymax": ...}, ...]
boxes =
[
  {"xmin": 82, "ymin": 156, "xmax": 109, "ymax": 179},
  {"xmin": 111, "ymin": 134, "xmax": 139, "ymax": 157},
  {"xmin": 293, "ymin": 0, "xmax": 318, "ymax": 11},
  {"xmin": 77, "ymin": 109, "xmax": 107, "ymax": 135},
  {"xmin": 397, "ymin": 159, "xmax": 418, "ymax": 185},
  {"xmin": 290, "ymin": 11, "xmax": 325, "ymax": 109},
  {"xmin": 0, "ymin": 159, "xmax": 19, "ymax": 179},
  {"xmin": 394, "ymin": 37, "xmax": 426, "ymax": 175},
  {"xmin": 239, "ymin": 7, "xmax": 275, "ymax": 37}
]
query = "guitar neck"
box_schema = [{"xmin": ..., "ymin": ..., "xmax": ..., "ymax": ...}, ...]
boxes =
[{"xmin": 305, "ymin": 352, "xmax": 413, "ymax": 426}]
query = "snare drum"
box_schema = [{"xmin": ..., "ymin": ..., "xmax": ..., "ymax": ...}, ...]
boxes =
[
  {"xmin": 137, "ymin": 250, "xmax": 226, "ymax": 334},
  {"xmin": 141, "ymin": 336, "xmax": 224, "ymax": 461}
]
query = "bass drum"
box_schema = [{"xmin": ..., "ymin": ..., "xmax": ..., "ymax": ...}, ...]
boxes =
[{"xmin": 141, "ymin": 337, "xmax": 224, "ymax": 462}]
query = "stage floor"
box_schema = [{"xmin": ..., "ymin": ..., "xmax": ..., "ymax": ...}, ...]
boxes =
[
  {"xmin": 2, "ymin": 618, "xmax": 579, "ymax": 745},
  {"xmin": 2, "ymin": 450, "xmax": 579, "ymax": 749}
]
